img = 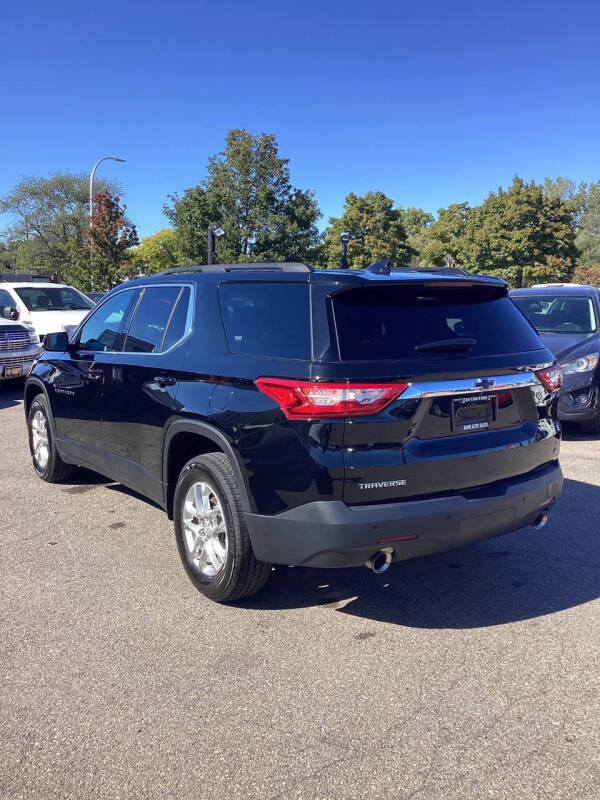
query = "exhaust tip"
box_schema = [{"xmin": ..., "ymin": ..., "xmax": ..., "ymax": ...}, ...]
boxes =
[
  {"xmin": 533, "ymin": 511, "xmax": 549, "ymax": 530},
  {"xmin": 366, "ymin": 549, "xmax": 393, "ymax": 574}
]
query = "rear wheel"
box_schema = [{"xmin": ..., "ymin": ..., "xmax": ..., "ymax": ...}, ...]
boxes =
[
  {"xmin": 27, "ymin": 395, "xmax": 75, "ymax": 482},
  {"xmin": 173, "ymin": 452, "xmax": 271, "ymax": 603}
]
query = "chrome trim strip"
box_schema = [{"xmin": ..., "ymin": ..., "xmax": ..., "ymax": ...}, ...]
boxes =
[{"xmin": 402, "ymin": 371, "xmax": 539, "ymax": 399}]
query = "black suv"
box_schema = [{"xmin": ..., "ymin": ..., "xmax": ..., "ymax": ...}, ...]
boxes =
[{"xmin": 25, "ymin": 263, "xmax": 564, "ymax": 603}]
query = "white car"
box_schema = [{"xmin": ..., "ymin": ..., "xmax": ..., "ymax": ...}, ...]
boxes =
[{"xmin": 0, "ymin": 280, "xmax": 95, "ymax": 340}]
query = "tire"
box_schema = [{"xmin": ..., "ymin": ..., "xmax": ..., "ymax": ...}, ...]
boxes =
[
  {"xmin": 173, "ymin": 452, "xmax": 271, "ymax": 603},
  {"xmin": 580, "ymin": 410, "xmax": 600, "ymax": 435},
  {"xmin": 27, "ymin": 394, "xmax": 76, "ymax": 482}
]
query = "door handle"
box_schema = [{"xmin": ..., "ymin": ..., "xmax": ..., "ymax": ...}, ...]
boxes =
[{"xmin": 154, "ymin": 375, "xmax": 176, "ymax": 387}]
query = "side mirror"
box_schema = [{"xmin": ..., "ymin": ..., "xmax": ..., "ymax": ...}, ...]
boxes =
[
  {"xmin": 2, "ymin": 306, "xmax": 19, "ymax": 321},
  {"xmin": 44, "ymin": 331, "xmax": 70, "ymax": 352}
]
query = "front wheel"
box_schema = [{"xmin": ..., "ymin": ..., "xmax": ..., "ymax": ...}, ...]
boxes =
[
  {"xmin": 173, "ymin": 452, "xmax": 271, "ymax": 603},
  {"xmin": 27, "ymin": 395, "xmax": 75, "ymax": 482}
]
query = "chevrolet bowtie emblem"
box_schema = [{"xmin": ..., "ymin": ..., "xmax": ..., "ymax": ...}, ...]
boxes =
[{"xmin": 473, "ymin": 378, "xmax": 495, "ymax": 390}]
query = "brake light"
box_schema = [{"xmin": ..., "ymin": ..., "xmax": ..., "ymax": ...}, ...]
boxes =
[
  {"xmin": 535, "ymin": 365, "xmax": 563, "ymax": 393},
  {"xmin": 255, "ymin": 378, "xmax": 409, "ymax": 419}
]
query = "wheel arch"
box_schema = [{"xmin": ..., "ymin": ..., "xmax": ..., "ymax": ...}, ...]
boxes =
[{"xmin": 163, "ymin": 420, "xmax": 251, "ymax": 519}]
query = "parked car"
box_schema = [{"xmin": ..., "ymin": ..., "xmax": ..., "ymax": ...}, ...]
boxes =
[
  {"xmin": 0, "ymin": 314, "xmax": 42, "ymax": 383},
  {"xmin": 0, "ymin": 278, "xmax": 94, "ymax": 341},
  {"xmin": 511, "ymin": 284, "xmax": 600, "ymax": 434},
  {"xmin": 24, "ymin": 262, "xmax": 563, "ymax": 602}
]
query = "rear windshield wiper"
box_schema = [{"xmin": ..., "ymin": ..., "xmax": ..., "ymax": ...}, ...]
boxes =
[{"xmin": 415, "ymin": 338, "xmax": 477, "ymax": 353}]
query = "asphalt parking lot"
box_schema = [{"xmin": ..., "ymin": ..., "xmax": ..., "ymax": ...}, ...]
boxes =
[{"xmin": 1, "ymin": 383, "xmax": 599, "ymax": 800}]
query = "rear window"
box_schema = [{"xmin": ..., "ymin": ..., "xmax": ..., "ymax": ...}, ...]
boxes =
[
  {"xmin": 332, "ymin": 284, "xmax": 543, "ymax": 361},
  {"xmin": 512, "ymin": 295, "xmax": 597, "ymax": 334},
  {"xmin": 219, "ymin": 283, "xmax": 311, "ymax": 359}
]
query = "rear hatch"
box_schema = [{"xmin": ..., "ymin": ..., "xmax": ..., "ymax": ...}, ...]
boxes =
[{"xmin": 328, "ymin": 279, "xmax": 560, "ymax": 504}]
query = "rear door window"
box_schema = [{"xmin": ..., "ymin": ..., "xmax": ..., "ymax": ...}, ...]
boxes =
[
  {"xmin": 332, "ymin": 283, "xmax": 543, "ymax": 361},
  {"xmin": 219, "ymin": 283, "xmax": 311, "ymax": 359},
  {"xmin": 124, "ymin": 286, "xmax": 182, "ymax": 353}
]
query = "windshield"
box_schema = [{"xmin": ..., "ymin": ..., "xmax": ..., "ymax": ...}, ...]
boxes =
[
  {"xmin": 512, "ymin": 295, "xmax": 598, "ymax": 334},
  {"xmin": 15, "ymin": 287, "xmax": 94, "ymax": 312}
]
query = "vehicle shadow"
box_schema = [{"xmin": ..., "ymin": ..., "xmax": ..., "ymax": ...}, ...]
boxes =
[
  {"xmin": 0, "ymin": 382, "xmax": 24, "ymax": 410},
  {"xmin": 238, "ymin": 477, "xmax": 600, "ymax": 629},
  {"xmin": 562, "ymin": 422, "xmax": 599, "ymax": 443}
]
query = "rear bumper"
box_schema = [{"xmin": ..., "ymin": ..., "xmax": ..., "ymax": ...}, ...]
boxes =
[{"xmin": 245, "ymin": 462, "xmax": 563, "ymax": 568}]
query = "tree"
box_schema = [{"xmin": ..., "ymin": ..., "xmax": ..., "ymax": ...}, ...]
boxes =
[
  {"xmin": 322, "ymin": 191, "xmax": 413, "ymax": 269},
  {"xmin": 130, "ymin": 228, "xmax": 186, "ymax": 274},
  {"xmin": 575, "ymin": 182, "xmax": 600, "ymax": 268},
  {"xmin": 0, "ymin": 173, "xmax": 117, "ymax": 280},
  {"xmin": 573, "ymin": 263, "xmax": 600, "ymax": 286},
  {"xmin": 420, "ymin": 202, "xmax": 470, "ymax": 267},
  {"xmin": 397, "ymin": 206, "xmax": 434, "ymax": 264},
  {"xmin": 464, "ymin": 176, "xmax": 578, "ymax": 287},
  {"xmin": 87, "ymin": 191, "xmax": 139, "ymax": 290},
  {"xmin": 165, "ymin": 129, "xmax": 321, "ymax": 264}
]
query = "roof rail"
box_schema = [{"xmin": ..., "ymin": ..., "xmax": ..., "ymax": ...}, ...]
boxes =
[
  {"xmin": 157, "ymin": 262, "xmax": 313, "ymax": 276},
  {"xmin": 0, "ymin": 272, "xmax": 58, "ymax": 283}
]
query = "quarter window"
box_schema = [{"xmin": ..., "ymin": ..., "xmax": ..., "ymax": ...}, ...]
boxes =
[
  {"xmin": 124, "ymin": 286, "xmax": 182, "ymax": 353},
  {"xmin": 78, "ymin": 290, "xmax": 139, "ymax": 352},
  {"xmin": 219, "ymin": 283, "xmax": 311, "ymax": 359}
]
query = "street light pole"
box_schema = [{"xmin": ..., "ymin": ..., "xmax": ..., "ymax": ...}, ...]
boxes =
[
  {"xmin": 89, "ymin": 156, "xmax": 126, "ymax": 224},
  {"xmin": 88, "ymin": 156, "xmax": 125, "ymax": 290}
]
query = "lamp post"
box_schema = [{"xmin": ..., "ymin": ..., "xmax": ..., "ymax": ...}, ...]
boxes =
[
  {"xmin": 89, "ymin": 156, "xmax": 126, "ymax": 224},
  {"xmin": 88, "ymin": 156, "xmax": 125, "ymax": 290},
  {"xmin": 207, "ymin": 226, "xmax": 225, "ymax": 265},
  {"xmin": 340, "ymin": 232, "xmax": 350, "ymax": 269}
]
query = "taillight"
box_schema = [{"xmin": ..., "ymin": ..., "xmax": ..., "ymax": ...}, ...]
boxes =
[
  {"xmin": 535, "ymin": 365, "xmax": 563, "ymax": 393},
  {"xmin": 255, "ymin": 378, "xmax": 409, "ymax": 419}
]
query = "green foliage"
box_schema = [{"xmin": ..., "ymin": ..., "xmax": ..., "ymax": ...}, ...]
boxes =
[
  {"xmin": 463, "ymin": 177, "xmax": 577, "ymax": 287},
  {"xmin": 165, "ymin": 129, "xmax": 321, "ymax": 264},
  {"xmin": 87, "ymin": 191, "xmax": 139, "ymax": 290},
  {"xmin": 322, "ymin": 191, "xmax": 413, "ymax": 269},
  {"xmin": 420, "ymin": 202, "xmax": 470, "ymax": 267},
  {"xmin": 575, "ymin": 182, "xmax": 600, "ymax": 268},
  {"xmin": 0, "ymin": 173, "xmax": 117, "ymax": 283},
  {"xmin": 130, "ymin": 228, "xmax": 188, "ymax": 274},
  {"xmin": 419, "ymin": 178, "xmax": 578, "ymax": 287}
]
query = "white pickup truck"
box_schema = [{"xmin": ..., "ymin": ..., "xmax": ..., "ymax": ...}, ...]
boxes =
[{"xmin": 0, "ymin": 280, "xmax": 95, "ymax": 340}]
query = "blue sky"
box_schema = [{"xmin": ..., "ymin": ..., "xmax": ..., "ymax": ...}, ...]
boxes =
[{"xmin": 2, "ymin": 0, "xmax": 600, "ymax": 238}]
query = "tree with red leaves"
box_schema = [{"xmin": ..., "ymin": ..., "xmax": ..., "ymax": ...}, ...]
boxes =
[{"xmin": 88, "ymin": 191, "xmax": 139, "ymax": 289}]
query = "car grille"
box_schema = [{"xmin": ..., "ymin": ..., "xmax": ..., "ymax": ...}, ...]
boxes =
[
  {"xmin": 0, "ymin": 330, "xmax": 32, "ymax": 351},
  {"xmin": 0, "ymin": 353, "xmax": 35, "ymax": 365}
]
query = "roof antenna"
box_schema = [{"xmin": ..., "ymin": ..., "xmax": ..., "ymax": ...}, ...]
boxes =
[{"xmin": 364, "ymin": 259, "xmax": 392, "ymax": 275}]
